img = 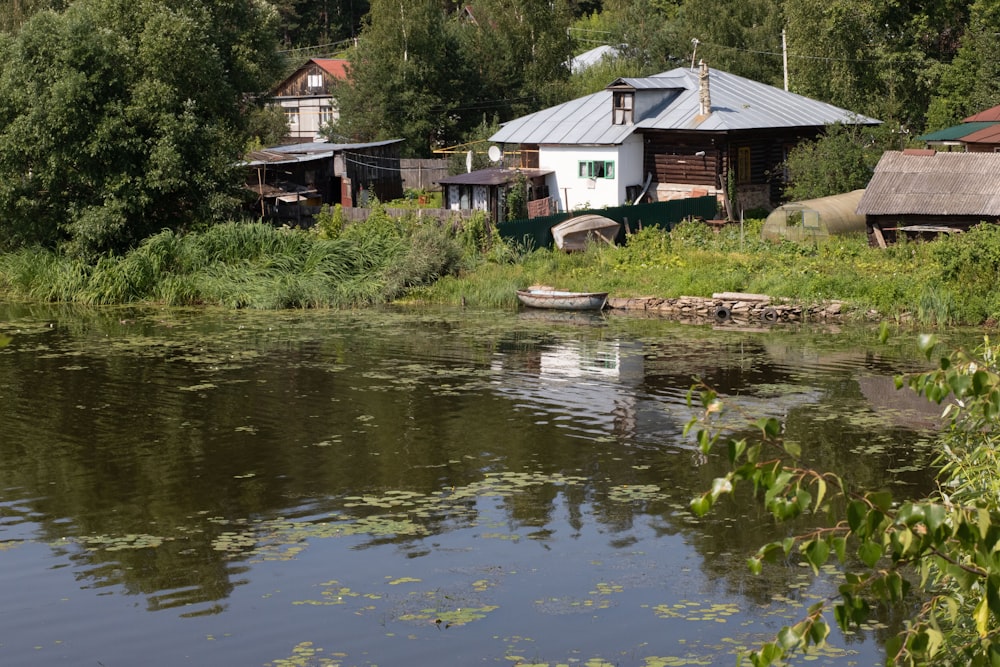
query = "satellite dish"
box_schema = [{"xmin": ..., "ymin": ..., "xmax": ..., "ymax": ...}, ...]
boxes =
[
  {"xmin": 466, "ymin": 150, "xmax": 473, "ymax": 173},
  {"xmin": 487, "ymin": 145, "xmax": 502, "ymax": 163}
]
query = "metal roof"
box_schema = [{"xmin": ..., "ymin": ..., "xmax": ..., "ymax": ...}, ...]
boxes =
[
  {"xmin": 957, "ymin": 124, "xmax": 1000, "ymax": 145},
  {"xmin": 964, "ymin": 104, "xmax": 1000, "ymax": 122},
  {"xmin": 243, "ymin": 139, "xmax": 403, "ymax": 167},
  {"xmin": 857, "ymin": 151, "xmax": 1000, "ymax": 216},
  {"xmin": 437, "ymin": 167, "xmax": 553, "ymax": 186},
  {"xmin": 490, "ymin": 66, "xmax": 880, "ymax": 146},
  {"xmin": 916, "ymin": 121, "xmax": 998, "ymax": 142},
  {"xmin": 568, "ymin": 45, "xmax": 621, "ymax": 74}
]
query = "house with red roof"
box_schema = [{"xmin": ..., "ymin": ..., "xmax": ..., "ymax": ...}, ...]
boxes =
[
  {"xmin": 270, "ymin": 58, "xmax": 350, "ymax": 143},
  {"xmin": 916, "ymin": 104, "xmax": 1000, "ymax": 152}
]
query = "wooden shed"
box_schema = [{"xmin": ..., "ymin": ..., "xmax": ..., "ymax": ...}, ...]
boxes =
[{"xmin": 857, "ymin": 150, "xmax": 1000, "ymax": 246}]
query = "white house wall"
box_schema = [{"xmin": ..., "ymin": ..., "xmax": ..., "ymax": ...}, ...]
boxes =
[
  {"xmin": 276, "ymin": 97, "xmax": 340, "ymax": 140},
  {"xmin": 539, "ymin": 135, "xmax": 643, "ymax": 211}
]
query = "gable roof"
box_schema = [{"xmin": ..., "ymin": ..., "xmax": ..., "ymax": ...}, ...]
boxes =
[
  {"xmin": 961, "ymin": 124, "xmax": 1000, "ymax": 144},
  {"xmin": 312, "ymin": 58, "xmax": 350, "ymax": 80},
  {"xmin": 916, "ymin": 121, "xmax": 999, "ymax": 142},
  {"xmin": 856, "ymin": 151, "xmax": 1000, "ymax": 216},
  {"xmin": 964, "ymin": 104, "xmax": 1000, "ymax": 122},
  {"xmin": 490, "ymin": 66, "xmax": 880, "ymax": 146}
]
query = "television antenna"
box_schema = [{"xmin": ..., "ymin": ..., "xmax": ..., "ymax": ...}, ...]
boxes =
[{"xmin": 487, "ymin": 145, "xmax": 502, "ymax": 164}]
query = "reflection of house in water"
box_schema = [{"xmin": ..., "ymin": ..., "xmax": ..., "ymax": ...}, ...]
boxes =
[{"xmin": 492, "ymin": 339, "xmax": 647, "ymax": 440}]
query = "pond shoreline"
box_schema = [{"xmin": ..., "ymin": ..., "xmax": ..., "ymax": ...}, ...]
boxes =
[{"xmin": 605, "ymin": 292, "xmax": 866, "ymax": 324}]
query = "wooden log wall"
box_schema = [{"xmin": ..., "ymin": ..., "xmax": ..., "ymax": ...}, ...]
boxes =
[{"xmin": 644, "ymin": 133, "xmax": 718, "ymax": 186}]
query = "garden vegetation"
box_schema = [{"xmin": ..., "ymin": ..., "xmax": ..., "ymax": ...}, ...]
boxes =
[{"xmin": 6, "ymin": 211, "xmax": 1000, "ymax": 328}]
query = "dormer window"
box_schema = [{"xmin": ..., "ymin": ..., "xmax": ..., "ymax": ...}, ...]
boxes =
[{"xmin": 613, "ymin": 91, "xmax": 633, "ymax": 125}]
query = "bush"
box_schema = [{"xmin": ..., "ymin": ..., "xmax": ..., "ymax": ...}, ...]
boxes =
[{"xmin": 688, "ymin": 335, "xmax": 1000, "ymax": 666}]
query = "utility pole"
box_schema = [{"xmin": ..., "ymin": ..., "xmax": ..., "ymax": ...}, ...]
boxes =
[{"xmin": 782, "ymin": 29, "xmax": 789, "ymax": 91}]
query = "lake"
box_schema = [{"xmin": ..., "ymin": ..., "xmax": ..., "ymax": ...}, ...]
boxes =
[{"xmin": 0, "ymin": 303, "xmax": 954, "ymax": 666}]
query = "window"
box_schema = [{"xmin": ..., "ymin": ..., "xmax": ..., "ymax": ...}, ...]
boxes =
[
  {"xmin": 737, "ymin": 146, "xmax": 751, "ymax": 184},
  {"xmin": 285, "ymin": 109, "xmax": 299, "ymax": 126},
  {"xmin": 319, "ymin": 106, "xmax": 335, "ymax": 125},
  {"xmin": 307, "ymin": 73, "xmax": 323, "ymax": 89},
  {"xmin": 578, "ymin": 160, "xmax": 615, "ymax": 179},
  {"xmin": 612, "ymin": 91, "xmax": 633, "ymax": 125}
]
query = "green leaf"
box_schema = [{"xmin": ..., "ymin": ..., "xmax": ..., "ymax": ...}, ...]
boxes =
[
  {"xmin": 832, "ymin": 536, "xmax": 847, "ymax": 563},
  {"xmin": 917, "ymin": 333, "xmax": 938, "ymax": 359},
  {"xmin": 753, "ymin": 417, "xmax": 781, "ymax": 439},
  {"xmin": 808, "ymin": 617, "xmax": 830, "ymax": 646},
  {"xmin": 924, "ymin": 503, "xmax": 947, "ymax": 537},
  {"xmin": 697, "ymin": 429, "xmax": 712, "ymax": 455},
  {"xmin": 710, "ymin": 476, "xmax": 733, "ymax": 500},
  {"xmin": 690, "ymin": 495, "xmax": 711, "ymax": 517},
  {"xmin": 979, "ymin": 508, "xmax": 991, "ymax": 541},
  {"xmin": 847, "ymin": 500, "xmax": 867, "ymax": 533},
  {"xmin": 803, "ymin": 538, "xmax": 830, "ymax": 575},
  {"xmin": 975, "ymin": 595, "xmax": 990, "ymax": 637},
  {"xmin": 858, "ymin": 540, "xmax": 882, "ymax": 568},
  {"xmin": 868, "ymin": 491, "xmax": 892, "ymax": 512},
  {"xmin": 777, "ymin": 626, "xmax": 802, "ymax": 651},
  {"xmin": 747, "ymin": 556, "xmax": 763, "ymax": 575},
  {"xmin": 728, "ymin": 438, "xmax": 747, "ymax": 465},
  {"xmin": 813, "ymin": 477, "xmax": 827, "ymax": 513},
  {"xmin": 783, "ymin": 440, "xmax": 802, "ymax": 459}
]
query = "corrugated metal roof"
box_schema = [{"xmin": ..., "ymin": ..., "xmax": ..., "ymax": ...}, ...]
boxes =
[
  {"xmin": 569, "ymin": 45, "xmax": 620, "ymax": 74},
  {"xmin": 491, "ymin": 66, "xmax": 880, "ymax": 146},
  {"xmin": 916, "ymin": 121, "xmax": 998, "ymax": 141},
  {"xmin": 857, "ymin": 151, "xmax": 1000, "ymax": 216},
  {"xmin": 964, "ymin": 104, "xmax": 1000, "ymax": 122},
  {"xmin": 437, "ymin": 167, "xmax": 552, "ymax": 186},
  {"xmin": 243, "ymin": 139, "xmax": 403, "ymax": 166},
  {"xmin": 960, "ymin": 124, "xmax": 1000, "ymax": 144}
]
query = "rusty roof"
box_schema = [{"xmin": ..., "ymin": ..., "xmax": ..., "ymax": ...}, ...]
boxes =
[
  {"xmin": 964, "ymin": 104, "xmax": 1000, "ymax": 122},
  {"xmin": 312, "ymin": 58, "xmax": 349, "ymax": 80},
  {"xmin": 857, "ymin": 151, "xmax": 1000, "ymax": 216},
  {"xmin": 960, "ymin": 124, "xmax": 1000, "ymax": 144}
]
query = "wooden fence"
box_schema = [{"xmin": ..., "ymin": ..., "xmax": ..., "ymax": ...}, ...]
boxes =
[{"xmin": 400, "ymin": 159, "xmax": 449, "ymax": 192}]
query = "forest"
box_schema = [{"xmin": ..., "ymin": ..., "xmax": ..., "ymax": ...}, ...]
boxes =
[{"xmin": 0, "ymin": 0, "xmax": 998, "ymax": 257}]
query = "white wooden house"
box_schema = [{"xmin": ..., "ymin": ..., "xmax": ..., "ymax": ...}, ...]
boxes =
[
  {"xmin": 270, "ymin": 58, "xmax": 349, "ymax": 143},
  {"xmin": 490, "ymin": 63, "xmax": 880, "ymax": 214}
]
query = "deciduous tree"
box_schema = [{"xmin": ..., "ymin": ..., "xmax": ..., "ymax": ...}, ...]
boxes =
[{"xmin": 0, "ymin": 0, "xmax": 283, "ymax": 257}]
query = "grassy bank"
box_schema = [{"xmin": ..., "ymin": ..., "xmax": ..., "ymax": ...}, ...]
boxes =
[
  {"xmin": 418, "ymin": 219, "xmax": 1000, "ymax": 326},
  {"xmin": 2, "ymin": 212, "xmax": 1000, "ymax": 325}
]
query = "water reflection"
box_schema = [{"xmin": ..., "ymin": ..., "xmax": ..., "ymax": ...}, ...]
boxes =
[{"xmin": 0, "ymin": 304, "xmax": 957, "ymax": 666}]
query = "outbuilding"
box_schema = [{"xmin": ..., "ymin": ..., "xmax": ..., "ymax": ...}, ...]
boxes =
[
  {"xmin": 856, "ymin": 150, "xmax": 1000, "ymax": 246},
  {"xmin": 762, "ymin": 190, "xmax": 866, "ymax": 243}
]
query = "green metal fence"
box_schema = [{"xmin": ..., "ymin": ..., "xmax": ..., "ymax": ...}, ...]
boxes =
[{"xmin": 496, "ymin": 196, "xmax": 719, "ymax": 249}]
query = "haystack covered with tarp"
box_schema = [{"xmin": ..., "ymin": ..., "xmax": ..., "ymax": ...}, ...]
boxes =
[{"xmin": 762, "ymin": 189, "xmax": 866, "ymax": 243}]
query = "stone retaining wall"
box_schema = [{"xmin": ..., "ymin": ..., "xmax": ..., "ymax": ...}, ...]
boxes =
[{"xmin": 606, "ymin": 292, "xmax": 852, "ymax": 324}]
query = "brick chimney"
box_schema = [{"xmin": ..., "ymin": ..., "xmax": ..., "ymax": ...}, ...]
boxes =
[{"xmin": 699, "ymin": 60, "xmax": 711, "ymax": 116}]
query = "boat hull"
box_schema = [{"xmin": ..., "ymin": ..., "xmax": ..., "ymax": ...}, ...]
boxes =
[
  {"xmin": 551, "ymin": 214, "xmax": 621, "ymax": 251},
  {"xmin": 516, "ymin": 290, "xmax": 609, "ymax": 311}
]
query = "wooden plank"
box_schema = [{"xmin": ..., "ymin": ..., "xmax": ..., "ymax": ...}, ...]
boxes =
[
  {"xmin": 712, "ymin": 292, "xmax": 771, "ymax": 302},
  {"xmin": 872, "ymin": 224, "xmax": 887, "ymax": 248}
]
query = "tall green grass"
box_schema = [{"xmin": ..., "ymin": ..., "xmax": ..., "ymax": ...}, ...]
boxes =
[
  {"xmin": 3, "ymin": 213, "xmax": 999, "ymax": 324},
  {"xmin": 419, "ymin": 218, "xmax": 992, "ymax": 324},
  {"xmin": 0, "ymin": 219, "xmax": 464, "ymax": 309}
]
